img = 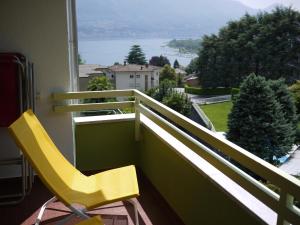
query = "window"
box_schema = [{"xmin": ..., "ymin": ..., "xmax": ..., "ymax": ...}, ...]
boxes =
[
  {"xmin": 136, "ymin": 74, "xmax": 140, "ymax": 78},
  {"xmin": 130, "ymin": 74, "xmax": 134, "ymax": 78}
]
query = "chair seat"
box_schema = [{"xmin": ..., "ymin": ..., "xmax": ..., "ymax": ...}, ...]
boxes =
[{"xmin": 75, "ymin": 165, "xmax": 139, "ymax": 209}]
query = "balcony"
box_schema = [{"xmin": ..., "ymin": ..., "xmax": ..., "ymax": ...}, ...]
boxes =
[
  {"xmin": 1, "ymin": 89, "xmax": 300, "ymax": 225},
  {"xmin": 56, "ymin": 89, "xmax": 300, "ymax": 224}
]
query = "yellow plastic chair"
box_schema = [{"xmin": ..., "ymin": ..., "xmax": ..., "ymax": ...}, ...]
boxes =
[{"xmin": 9, "ymin": 110, "xmax": 139, "ymax": 225}]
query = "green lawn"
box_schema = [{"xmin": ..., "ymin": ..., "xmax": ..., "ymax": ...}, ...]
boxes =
[{"xmin": 200, "ymin": 101, "xmax": 233, "ymax": 132}]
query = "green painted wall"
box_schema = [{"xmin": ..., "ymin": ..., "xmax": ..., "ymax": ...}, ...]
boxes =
[
  {"xmin": 75, "ymin": 120, "xmax": 136, "ymax": 171},
  {"xmin": 138, "ymin": 126, "xmax": 263, "ymax": 225},
  {"xmin": 75, "ymin": 120, "xmax": 264, "ymax": 225}
]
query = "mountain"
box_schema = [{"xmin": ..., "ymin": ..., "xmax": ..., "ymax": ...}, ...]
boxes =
[{"xmin": 76, "ymin": 0, "xmax": 258, "ymax": 40}]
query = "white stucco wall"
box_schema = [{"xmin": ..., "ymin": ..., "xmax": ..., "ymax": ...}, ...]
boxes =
[
  {"xmin": 115, "ymin": 70, "xmax": 160, "ymax": 92},
  {"xmin": 0, "ymin": 0, "xmax": 75, "ymax": 177}
]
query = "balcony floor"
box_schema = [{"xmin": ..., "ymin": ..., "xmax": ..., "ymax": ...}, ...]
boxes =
[{"xmin": 0, "ymin": 171, "xmax": 184, "ymax": 225}]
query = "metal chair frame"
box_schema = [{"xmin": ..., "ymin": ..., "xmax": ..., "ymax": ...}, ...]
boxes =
[{"xmin": 35, "ymin": 197, "xmax": 139, "ymax": 225}]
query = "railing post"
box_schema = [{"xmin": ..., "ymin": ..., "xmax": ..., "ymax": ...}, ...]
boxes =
[
  {"xmin": 135, "ymin": 97, "xmax": 140, "ymax": 141},
  {"xmin": 277, "ymin": 190, "xmax": 294, "ymax": 225}
]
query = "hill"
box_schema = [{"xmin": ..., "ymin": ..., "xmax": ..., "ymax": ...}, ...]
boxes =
[{"xmin": 76, "ymin": 0, "xmax": 257, "ymax": 40}]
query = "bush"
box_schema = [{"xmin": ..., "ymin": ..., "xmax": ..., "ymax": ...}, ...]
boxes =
[
  {"xmin": 185, "ymin": 86, "xmax": 232, "ymax": 96},
  {"xmin": 147, "ymin": 79, "xmax": 192, "ymax": 116},
  {"xmin": 162, "ymin": 91, "xmax": 192, "ymax": 116},
  {"xmin": 85, "ymin": 76, "xmax": 114, "ymax": 103},
  {"xmin": 147, "ymin": 79, "xmax": 176, "ymax": 102},
  {"xmin": 160, "ymin": 64, "xmax": 176, "ymax": 81}
]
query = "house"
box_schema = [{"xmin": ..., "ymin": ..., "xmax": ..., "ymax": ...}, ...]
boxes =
[
  {"xmin": 184, "ymin": 73, "xmax": 200, "ymax": 87},
  {"xmin": 106, "ymin": 64, "xmax": 161, "ymax": 91},
  {"xmin": 79, "ymin": 64, "xmax": 106, "ymax": 91},
  {"xmin": 0, "ymin": 1, "xmax": 299, "ymax": 225}
]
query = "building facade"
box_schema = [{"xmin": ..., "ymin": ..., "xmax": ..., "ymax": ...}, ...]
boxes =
[{"xmin": 106, "ymin": 64, "xmax": 161, "ymax": 92}]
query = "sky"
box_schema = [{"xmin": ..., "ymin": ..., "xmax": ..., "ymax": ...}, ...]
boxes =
[{"xmin": 236, "ymin": 0, "xmax": 300, "ymax": 9}]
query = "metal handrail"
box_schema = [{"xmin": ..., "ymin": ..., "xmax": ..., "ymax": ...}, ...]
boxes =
[{"xmin": 53, "ymin": 89, "xmax": 300, "ymax": 225}]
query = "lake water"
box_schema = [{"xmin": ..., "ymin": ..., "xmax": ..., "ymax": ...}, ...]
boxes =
[{"xmin": 78, "ymin": 38, "xmax": 197, "ymax": 67}]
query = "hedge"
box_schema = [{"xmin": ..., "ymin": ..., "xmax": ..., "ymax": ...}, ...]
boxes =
[{"xmin": 185, "ymin": 86, "xmax": 234, "ymax": 96}]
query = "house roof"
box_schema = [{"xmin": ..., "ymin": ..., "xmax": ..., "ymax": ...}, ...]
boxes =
[
  {"xmin": 108, "ymin": 64, "xmax": 161, "ymax": 72},
  {"xmin": 79, "ymin": 64, "xmax": 105, "ymax": 78},
  {"xmin": 183, "ymin": 73, "xmax": 197, "ymax": 81}
]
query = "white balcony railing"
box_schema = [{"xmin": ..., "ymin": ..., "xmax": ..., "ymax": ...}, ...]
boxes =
[{"xmin": 53, "ymin": 89, "xmax": 300, "ymax": 225}]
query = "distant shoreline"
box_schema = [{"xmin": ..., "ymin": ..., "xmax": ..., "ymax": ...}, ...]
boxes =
[{"xmin": 78, "ymin": 38, "xmax": 197, "ymax": 66}]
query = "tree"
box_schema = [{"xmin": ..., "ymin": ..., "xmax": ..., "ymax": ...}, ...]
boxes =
[
  {"xmin": 197, "ymin": 7, "xmax": 300, "ymax": 88},
  {"xmin": 162, "ymin": 91, "xmax": 192, "ymax": 117},
  {"xmin": 227, "ymin": 74, "xmax": 294, "ymax": 164},
  {"xmin": 269, "ymin": 79, "xmax": 298, "ymax": 131},
  {"xmin": 185, "ymin": 57, "xmax": 199, "ymax": 74},
  {"xmin": 160, "ymin": 64, "xmax": 176, "ymax": 81},
  {"xmin": 78, "ymin": 53, "xmax": 85, "ymax": 65},
  {"xmin": 86, "ymin": 76, "xmax": 113, "ymax": 103},
  {"xmin": 147, "ymin": 79, "xmax": 191, "ymax": 116},
  {"xmin": 126, "ymin": 45, "xmax": 147, "ymax": 65},
  {"xmin": 173, "ymin": 59, "xmax": 180, "ymax": 68},
  {"xmin": 289, "ymin": 80, "xmax": 300, "ymax": 113},
  {"xmin": 147, "ymin": 79, "xmax": 176, "ymax": 102},
  {"xmin": 149, "ymin": 55, "xmax": 170, "ymax": 67}
]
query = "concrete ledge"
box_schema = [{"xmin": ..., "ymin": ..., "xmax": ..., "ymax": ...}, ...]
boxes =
[
  {"xmin": 141, "ymin": 115, "xmax": 276, "ymax": 225},
  {"xmin": 74, "ymin": 113, "xmax": 277, "ymax": 224},
  {"xmin": 74, "ymin": 113, "xmax": 135, "ymax": 125}
]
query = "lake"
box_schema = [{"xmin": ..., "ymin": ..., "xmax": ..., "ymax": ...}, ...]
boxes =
[{"xmin": 78, "ymin": 38, "xmax": 197, "ymax": 67}]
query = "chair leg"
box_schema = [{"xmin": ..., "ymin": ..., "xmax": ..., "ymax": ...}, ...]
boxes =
[
  {"xmin": 126, "ymin": 199, "xmax": 139, "ymax": 225},
  {"xmin": 69, "ymin": 205, "xmax": 90, "ymax": 219},
  {"xmin": 35, "ymin": 196, "xmax": 57, "ymax": 225}
]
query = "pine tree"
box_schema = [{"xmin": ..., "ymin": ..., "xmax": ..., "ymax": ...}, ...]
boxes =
[
  {"xmin": 173, "ymin": 59, "xmax": 180, "ymax": 68},
  {"xmin": 126, "ymin": 45, "xmax": 147, "ymax": 65},
  {"xmin": 269, "ymin": 79, "xmax": 297, "ymax": 145},
  {"xmin": 227, "ymin": 74, "xmax": 293, "ymax": 164}
]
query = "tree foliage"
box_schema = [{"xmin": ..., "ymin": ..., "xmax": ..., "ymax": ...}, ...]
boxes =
[
  {"xmin": 86, "ymin": 76, "xmax": 113, "ymax": 103},
  {"xmin": 227, "ymin": 74, "xmax": 296, "ymax": 164},
  {"xmin": 147, "ymin": 79, "xmax": 191, "ymax": 116},
  {"xmin": 185, "ymin": 57, "xmax": 199, "ymax": 74},
  {"xmin": 289, "ymin": 80, "xmax": 300, "ymax": 113},
  {"xmin": 160, "ymin": 64, "xmax": 176, "ymax": 81},
  {"xmin": 126, "ymin": 45, "xmax": 147, "ymax": 65},
  {"xmin": 197, "ymin": 7, "xmax": 300, "ymax": 88},
  {"xmin": 149, "ymin": 55, "xmax": 170, "ymax": 67},
  {"xmin": 78, "ymin": 53, "xmax": 85, "ymax": 65},
  {"xmin": 162, "ymin": 91, "xmax": 192, "ymax": 116},
  {"xmin": 147, "ymin": 79, "xmax": 176, "ymax": 102},
  {"xmin": 269, "ymin": 79, "xmax": 298, "ymax": 131}
]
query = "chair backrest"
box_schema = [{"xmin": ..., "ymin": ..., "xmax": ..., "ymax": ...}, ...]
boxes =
[{"xmin": 8, "ymin": 109, "xmax": 86, "ymax": 205}]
